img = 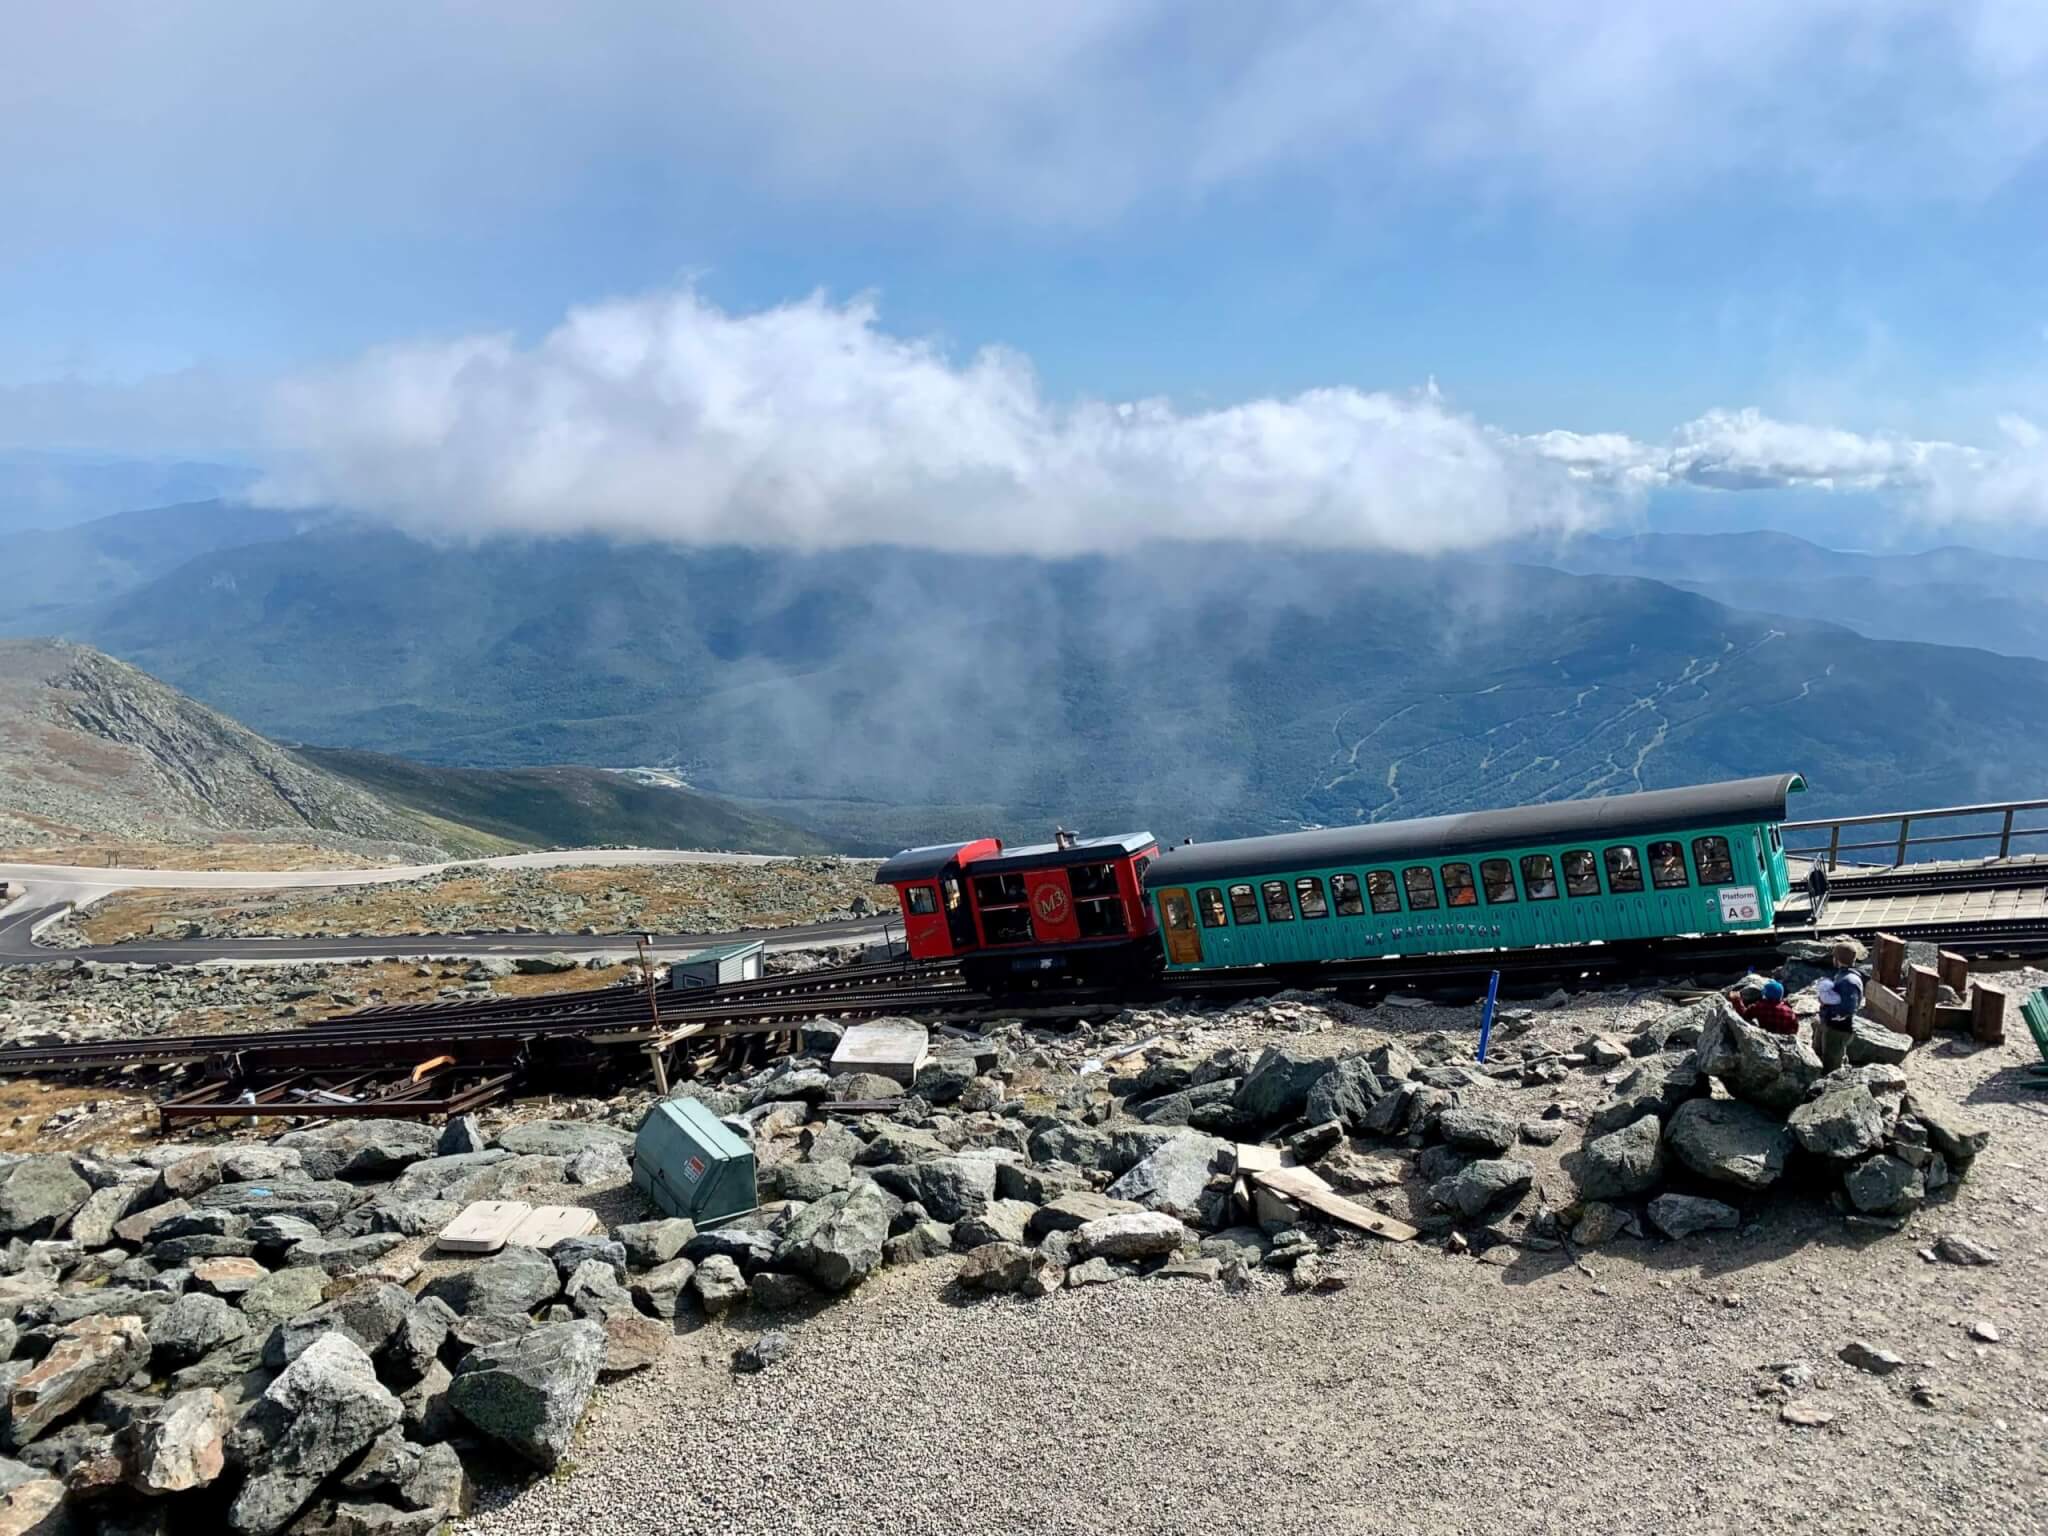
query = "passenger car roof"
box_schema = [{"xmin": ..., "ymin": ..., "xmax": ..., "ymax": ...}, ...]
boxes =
[{"xmin": 1142, "ymin": 774, "xmax": 1805, "ymax": 888}]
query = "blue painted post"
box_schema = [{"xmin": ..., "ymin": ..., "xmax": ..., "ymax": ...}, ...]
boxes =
[{"xmin": 1475, "ymin": 970, "xmax": 1502, "ymax": 1063}]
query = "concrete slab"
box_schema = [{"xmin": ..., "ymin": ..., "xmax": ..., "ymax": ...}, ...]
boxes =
[
  {"xmin": 830, "ymin": 1019, "xmax": 931, "ymax": 1085},
  {"xmin": 437, "ymin": 1200, "xmax": 533, "ymax": 1254},
  {"xmin": 506, "ymin": 1204, "xmax": 601, "ymax": 1250}
]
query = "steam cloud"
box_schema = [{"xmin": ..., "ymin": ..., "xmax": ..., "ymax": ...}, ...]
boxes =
[{"xmin": 256, "ymin": 289, "xmax": 2046, "ymax": 554}]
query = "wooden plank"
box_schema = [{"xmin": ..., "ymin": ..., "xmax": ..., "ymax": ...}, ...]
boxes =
[
  {"xmin": 437, "ymin": 1200, "xmax": 533, "ymax": 1254},
  {"xmin": 1934, "ymin": 1003, "xmax": 1975, "ymax": 1034},
  {"xmin": 1937, "ymin": 950, "xmax": 1969, "ymax": 995},
  {"xmin": 1874, "ymin": 933, "xmax": 1906, "ymax": 990},
  {"xmin": 1251, "ymin": 1166, "xmax": 1418, "ymax": 1243},
  {"xmin": 1233, "ymin": 1143, "xmax": 1285, "ymax": 1175},
  {"xmin": 1971, "ymin": 984, "xmax": 2008, "ymax": 1046},
  {"xmin": 1905, "ymin": 964, "xmax": 1940, "ymax": 1043},
  {"xmin": 1866, "ymin": 981, "xmax": 1908, "ymax": 1032}
]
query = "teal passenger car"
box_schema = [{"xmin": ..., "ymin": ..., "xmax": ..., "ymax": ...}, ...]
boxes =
[{"xmin": 1140, "ymin": 774, "xmax": 1805, "ymax": 973}]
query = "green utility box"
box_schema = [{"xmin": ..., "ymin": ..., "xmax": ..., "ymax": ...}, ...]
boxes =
[{"xmin": 634, "ymin": 1097, "xmax": 758, "ymax": 1228}]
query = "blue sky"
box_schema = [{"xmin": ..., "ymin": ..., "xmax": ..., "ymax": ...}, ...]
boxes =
[{"xmin": 6, "ymin": 3, "xmax": 2048, "ymax": 553}]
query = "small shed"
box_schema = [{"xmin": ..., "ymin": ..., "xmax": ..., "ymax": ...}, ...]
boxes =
[{"xmin": 667, "ymin": 939, "xmax": 765, "ymax": 991}]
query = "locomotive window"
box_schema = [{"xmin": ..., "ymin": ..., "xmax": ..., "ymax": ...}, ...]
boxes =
[
  {"xmin": 1480, "ymin": 859, "xmax": 1518, "ymax": 903},
  {"xmin": 1296, "ymin": 878, "xmax": 1329, "ymax": 919},
  {"xmin": 1692, "ymin": 836, "xmax": 1735, "ymax": 886},
  {"xmin": 1133, "ymin": 855, "xmax": 1154, "ymax": 886},
  {"xmin": 1071, "ymin": 861, "xmax": 1119, "ymax": 899},
  {"xmin": 1331, "ymin": 873, "xmax": 1365, "ymax": 916},
  {"xmin": 1366, "ymin": 870, "xmax": 1402, "ymax": 914},
  {"xmin": 1648, "ymin": 841, "xmax": 1688, "ymax": 888},
  {"xmin": 942, "ymin": 877, "xmax": 964, "ymax": 911},
  {"xmin": 1262, "ymin": 881, "xmax": 1296, "ymax": 921},
  {"xmin": 1563, "ymin": 849, "xmax": 1600, "ymax": 897},
  {"xmin": 1520, "ymin": 854, "xmax": 1559, "ymax": 900},
  {"xmin": 1076, "ymin": 896, "xmax": 1127, "ymax": 937},
  {"xmin": 1402, "ymin": 866, "xmax": 1440, "ymax": 911},
  {"xmin": 1228, "ymin": 884, "xmax": 1262, "ymax": 924},
  {"xmin": 1441, "ymin": 863, "xmax": 1478, "ymax": 907},
  {"xmin": 973, "ymin": 872, "xmax": 1028, "ymax": 906},
  {"xmin": 905, "ymin": 886, "xmax": 937, "ymax": 915},
  {"xmin": 1197, "ymin": 888, "xmax": 1229, "ymax": 928},
  {"xmin": 1604, "ymin": 845, "xmax": 1644, "ymax": 893}
]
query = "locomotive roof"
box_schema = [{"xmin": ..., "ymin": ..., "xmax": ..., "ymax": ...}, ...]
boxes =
[
  {"xmin": 873, "ymin": 839, "xmax": 998, "ymax": 884},
  {"xmin": 1142, "ymin": 774, "xmax": 1805, "ymax": 889},
  {"xmin": 975, "ymin": 832, "xmax": 1156, "ymax": 874}
]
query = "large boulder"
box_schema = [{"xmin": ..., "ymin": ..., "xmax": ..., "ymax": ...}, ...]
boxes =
[
  {"xmin": 1626, "ymin": 995, "xmax": 1721, "ymax": 1058},
  {"xmin": 1787, "ymin": 1082, "xmax": 1886, "ymax": 1162},
  {"xmin": 1303, "ymin": 1057, "xmax": 1386, "ymax": 1132},
  {"xmin": 226, "ymin": 1333, "xmax": 402, "ymax": 1536},
  {"xmin": 1666, "ymin": 1100, "xmax": 1795, "ymax": 1191},
  {"xmin": 1845, "ymin": 1019, "xmax": 1913, "ymax": 1067},
  {"xmin": 1024, "ymin": 1122, "xmax": 1114, "ymax": 1172},
  {"xmin": 953, "ymin": 1199, "xmax": 1038, "ymax": 1249},
  {"xmin": 128, "ymin": 1385, "xmax": 229, "ymax": 1494},
  {"xmin": 239, "ymin": 1268, "xmax": 331, "ymax": 1334},
  {"xmin": 1436, "ymin": 1106, "xmax": 1518, "ymax": 1156},
  {"xmin": 1585, "ymin": 1055, "xmax": 1704, "ymax": 1138},
  {"xmin": 1428, "ymin": 1157, "xmax": 1536, "ymax": 1219},
  {"xmin": 274, "ymin": 1123, "xmax": 438, "ymax": 1181},
  {"xmin": 421, "ymin": 1245, "xmax": 559, "ymax": 1319},
  {"xmin": 631, "ymin": 1259, "xmax": 696, "ymax": 1320},
  {"xmin": 1071, "ymin": 1211, "xmax": 1188, "ymax": 1261},
  {"xmin": 772, "ymin": 1184, "xmax": 891, "ymax": 1292},
  {"xmin": 493, "ymin": 1120, "xmax": 634, "ymax": 1159},
  {"xmin": 1901, "ymin": 1093, "xmax": 1990, "ymax": 1165},
  {"xmin": 446, "ymin": 1320, "xmax": 603, "ymax": 1470},
  {"xmin": 0, "ymin": 1159, "xmax": 90, "ymax": 1240},
  {"xmin": 871, "ymin": 1157, "xmax": 997, "ymax": 1224},
  {"xmin": 1694, "ymin": 1005, "xmax": 1823, "ymax": 1113},
  {"xmin": 4, "ymin": 1313, "xmax": 149, "ymax": 1447},
  {"xmin": 67, "ymin": 1181, "xmax": 150, "ymax": 1250},
  {"xmin": 1104, "ymin": 1133, "xmax": 1229, "ymax": 1223},
  {"xmin": 1568, "ymin": 1114, "xmax": 1666, "ymax": 1201},
  {"xmin": 1647, "ymin": 1193, "xmax": 1740, "ymax": 1239},
  {"xmin": 1844, "ymin": 1154, "xmax": 1925, "ymax": 1216},
  {"xmin": 264, "ymin": 1282, "xmax": 413, "ymax": 1369},
  {"xmin": 1026, "ymin": 1191, "xmax": 1141, "ymax": 1239},
  {"xmin": 616, "ymin": 1219, "xmax": 696, "ymax": 1270},
  {"xmin": 147, "ymin": 1291, "xmax": 250, "ymax": 1370},
  {"xmin": 1232, "ymin": 1047, "xmax": 1338, "ymax": 1126}
]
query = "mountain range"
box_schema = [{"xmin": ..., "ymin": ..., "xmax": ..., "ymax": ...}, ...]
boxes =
[{"xmin": 4, "ymin": 501, "xmax": 2045, "ymax": 852}]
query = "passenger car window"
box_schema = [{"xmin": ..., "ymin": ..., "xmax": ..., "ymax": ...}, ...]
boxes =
[
  {"xmin": 1197, "ymin": 888, "xmax": 1228, "ymax": 927},
  {"xmin": 1692, "ymin": 835, "xmax": 1735, "ymax": 885},
  {"xmin": 1261, "ymin": 880, "xmax": 1296, "ymax": 922},
  {"xmin": 1331, "ymin": 874, "xmax": 1365, "ymax": 916},
  {"xmin": 1161, "ymin": 890, "xmax": 1194, "ymax": 930},
  {"xmin": 1295, "ymin": 877, "xmax": 1329, "ymax": 919},
  {"xmin": 1402, "ymin": 865, "xmax": 1439, "ymax": 911},
  {"xmin": 906, "ymin": 886, "xmax": 937, "ymax": 915},
  {"xmin": 1480, "ymin": 859, "xmax": 1518, "ymax": 903},
  {"xmin": 1520, "ymin": 854, "xmax": 1559, "ymax": 900},
  {"xmin": 1604, "ymin": 845, "xmax": 1644, "ymax": 893},
  {"xmin": 1442, "ymin": 863, "xmax": 1478, "ymax": 906},
  {"xmin": 1649, "ymin": 841, "xmax": 1688, "ymax": 888},
  {"xmin": 1228, "ymin": 884, "xmax": 1261, "ymax": 924},
  {"xmin": 1366, "ymin": 870, "xmax": 1401, "ymax": 914},
  {"xmin": 1563, "ymin": 849, "xmax": 1600, "ymax": 897}
]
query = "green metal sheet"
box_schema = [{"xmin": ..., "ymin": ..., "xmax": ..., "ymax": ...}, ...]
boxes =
[{"xmin": 633, "ymin": 1097, "xmax": 758, "ymax": 1228}]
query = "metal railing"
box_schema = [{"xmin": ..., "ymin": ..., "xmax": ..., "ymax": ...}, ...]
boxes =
[{"xmin": 1782, "ymin": 797, "xmax": 2048, "ymax": 869}]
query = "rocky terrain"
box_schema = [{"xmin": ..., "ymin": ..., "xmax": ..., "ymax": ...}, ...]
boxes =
[
  {"xmin": 0, "ymin": 944, "xmax": 2036, "ymax": 1534},
  {"xmin": 62, "ymin": 858, "xmax": 884, "ymax": 947},
  {"xmin": 0, "ymin": 640, "xmax": 447, "ymax": 862}
]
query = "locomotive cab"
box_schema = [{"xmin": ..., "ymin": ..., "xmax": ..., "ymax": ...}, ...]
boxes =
[{"xmin": 875, "ymin": 839, "xmax": 1001, "ymax": 962}]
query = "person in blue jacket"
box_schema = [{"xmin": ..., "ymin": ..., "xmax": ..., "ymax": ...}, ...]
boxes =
[{"xmin": 1814, "ymin": 941, "xmax": 1866, "ymax": 1069}]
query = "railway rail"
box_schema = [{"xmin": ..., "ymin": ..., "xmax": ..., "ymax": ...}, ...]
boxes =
[{"xmin": 7, "ymin": 863, "xmax": 2048, "ymax": 1125}]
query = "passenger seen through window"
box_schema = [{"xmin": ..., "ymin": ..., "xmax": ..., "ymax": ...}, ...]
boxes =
[
  {"xmin": 906, "ymin": 886, "xmax": 937, "ymax": 915},
  {"xmin": 1402, "ymin": 866, "xmax": 1439, "ymax": 910},
  {"xmin": 1197, "ymin": 888, "xmax": 1228, "ymax": 927},
  {"xmin": 1604, "ymin": 846, "xmax": 1644, "ymax": 892},
  {"xmin": 1228, "ymin": 884, "xmax": 1261, "ymax": 924},
  {"xmin": 1649, "ymin": 841, "xmax": 1688, "ymax": 888},
  {"xmin": 1442, "ymin": 863, "xmax": 1478, "ymax": 906},
  {"xmin": 1262, "ymin": 881, "xmax": 1296, "ymax": 921},
  {"xmin": 1480, "ymin": 859, "xmax": 1518, "ymax": 902},
  {"xmin": 1520, "ymin": 854, "xmax": 1558, "ymax": 899},
  {"xmin": 1692, "ymin": 836, "xmax": 1735, "ymax": 885},
  {"xmin": 1366, "ymin": 871, "xmax": 1402, "ymax": 914},
  {"xmin": 1563, "ymin": 849, "xmax": 1600, "ymax": 897},
  {"xmin": 1296, "ymin": 878, "xmax": 1329, "ymax": 918},
  {"xmin": 1331, "ymin": 874, "xmax": 1365, "ymax": 916}
]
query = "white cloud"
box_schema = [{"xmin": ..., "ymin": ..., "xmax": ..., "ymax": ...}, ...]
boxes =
[{"xmin": 254, "ymin": 289, "xmax": 1610, "ymax": 556}]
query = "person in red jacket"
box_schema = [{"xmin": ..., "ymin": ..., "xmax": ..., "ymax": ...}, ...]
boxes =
[{"xmin": 1748, "ymin": 978, "xmax": 1800, "ymax": 1036}]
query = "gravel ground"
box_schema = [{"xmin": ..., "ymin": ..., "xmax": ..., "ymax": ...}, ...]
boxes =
[{"xmin": 458, "ymin": 973, "xmax": 2048, "ymax": 1536}]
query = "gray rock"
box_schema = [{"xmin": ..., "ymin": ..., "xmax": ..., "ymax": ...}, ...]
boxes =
[
  {"xmin": 397, "ymin": 1361, "xmax": 455, "ymax": 1443},
  {"xmin": 274, "ymin": 1122, "xmax": 438, "ymax": 1182},
  {"xmin": 67, "ymin": 1182, "xmax": 148, "ymax": 1250},
  {"xmin": 378, "ymin": 1297, "xmax": 455, "ymax": 1387},
  {"xmin": 1024, "ymin": 1122, "xmax": 1114, "ymax": 1172},
  {"xmin": 631, "ymin": 1258, "xmax": 696, "ymax": 1319},
  {"xmin": 193, "ymin": 1179, "xmax": 363, "ymax": 1228},
  {"xmin": 226, "ymin": 1333, "xmax": 402, "ymax": 1536},
  {"xmin": 550, "ymin": 1238, "xmax": 628, "ymax": 1286},
  {"xmin": 1364, "ymin": 1042, "xmax": 1421, "ymax": 1083},
  {"xmin": 282, "ymin": 1233, "xmax": 407, "ymax": 1276},
  {"xmin": 1232, "ymin": 1046, "xmax": 1338, "ymax": 1125},
  {"xmin": 147, "ymin": 1291, "xmax": 249, "ymax": 1369},
  {"xmin": 1360, "ymin": 1082, "xmax": 1421, "ymax": 1138},
  {"xmin": 149, "ymin": 1233, "xmax": 259, "ymax": 1267},
  {"xmin": 113, "ymin": 1198, "xmax": 191, "ymax": 1246},
  {"xmin": 247, "ymin": 1215, "xmax": 321, "ymax": 1253},
  {"xmin": 1568, "ymin": 1114, "xmax": 1666, "ymax": 1201},
  {"xmin": 446, "ymin": 1319, "xmax": 604, "ymax": 1469},
  {"xmin": 1844, "ymin": 1154, "xmax": 1925, "ymax": 1216},
  {"xmin": 219, "ymin": 1147, "xmax": 307, "ymax": 1184},
  {"xmin": 772, "ymin": 1183, "xmax": 891, "ymax": 1292},
  {"xmin": 855, "ymin": 1125, "xmax": 950, "ymax": 1166},
  {"xmin": 616, "ymin": 1218, "xmax": 696, "ymax": 1270},
  {"xmin": 128, "ymin": 1385, "xmax": 228, "ymax": 1493},
  {"xmin": 883, "ymin": 1221, "xmax": 954, "ymax": 1265},
  {"xmin": 995, "ymin": 1163, "xmax": 1087, "ymax": 1205},
  {"xmin": 872, "ymin": 1156, "xmax": 997, "ymax": 1224},
  {"xmin": 1788, "ymin": 1082, "xmax": 1886, "ymax": 1161},
  {"xmin": 734, "ymin": 1330, "xmax": 794, "ymax": 1373},
  {"xmin": 1570, "ymin": 1201, "xmax": 1631, "ymax": 1247},
  {"xmin": 564, "ymin": 1143, "xmax": 630, "ymax": 1186},
  {"xmin": 0, "ymin": 1159, "xmax": 90, "ymax": 1240},
  {"xmin": 682, "ymin": 1224, "xmax": 779, "ymax": 1273},
  {"xmin": 1065, "ymin": 1257, "xmax": 1120, "ymax": 1288},
  {"xmin": 1646, "ymin": 1193, "xmax": 1740, "ymax": 1239},
  {"xmin": 1436, "ymin": 1106, "xmax": 1518, "ymax": 1156},
  {"xmin": 3, "ymin": 1314, "xmax": 149, "ymax": 1447},
  {"xmin": 1026, "ymin": 1191, "xmax": 1141, "ymax": 1238},
  {"xmin": 1845, "ymin": 1018, "xmax": 1913, "ymax": 1067},
  {"xmin": 263, "ymin": 1282, "xmax": 412, "ymax": 1369},
  {"xmin": 1693, "ymin": 1002, "xmax": 1823, "ymax": 1113},
  {"xmin": 953, "ymin": 1199, "xmax": 1037, "ymax": 1249},
  {"xmin": 154, "ymin": 1151, "xmax": 223, "ymax": 1201},
  {"xmin": 1585, "ymin": 1056, "xmax": 1704, "ymax": 1138},
  {"xmin": 513, "ymin": 953, "xmax": 578, "ymax": 974},
  {"xmin": 956, "ymin": 1242, "xmax": 1035, "ymax": 1292},
  {"xmin": 1304, "ymin": 1056, "xmax": 1386, "ymax": 1132},
  {"xmin": 1665, "ymin": 1099, "xmax": 1795, "ymax": 1190},
  {"xmin": 1934, "ymin": 1233, "xmax": 1997, "ymax": 1266},
  {"xmin": 421, "ymin": 1245, "xmax": 558, "ymax": 1318},
  {"xmin": 747, "ymin": 1271, "xmax": 819, "ymax": 1312},
  {"xmin": 911, "ymin": 1057, "xmax": 976, "ymax": 1105},
  {"xmin": 435, "ymin": 1116, "xmax": 487, "ymax": 1157},
  {"xmin": 238, "ymin": 1267, "xmax": 331, "ymax": 1333},
  {"xmin": 385, "ymin": 1152, "xmax": 513, "ymax": 1205},
  {"xmin": 1839, "ymin": 1339, "xmax": 1905, "ymax": 1376},
  {"xmin": 690, "ymin": 1255, "xmax": 746, "ymax": 1317},
  {"xmin": 1901, "ymin": 1093, "xmax": 1990, "ymax": 1164},
  {"xmin": 1104, "ymin": 1133, "xmax": 1229, "ymax": 1223},
  {"xmin": 1105, "ymin": 1126, "xmax": 1181, "ymax": 1176},
  {"xmin": 1428, "ymin": 1156, "xmax": 1534, "ymax": 1219},
  {"xmin": 492, "ymin": 1120, "xmax": 634, "ymax": 1158},
  {"xmin": 1071, "ymin": 1211, "xmax": 1188, "ymax": 1261},
  {"xmin": 1626, "ymin": 995, "xmax": 1720, "ymax": 1057},
  {"xmin": 758, "ymin": 1159, "xmax": 854, "ymax": 1204}
]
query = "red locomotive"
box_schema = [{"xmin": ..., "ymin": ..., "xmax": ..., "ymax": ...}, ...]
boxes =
[{"xmin": 874, "ymin": 828, "xmax": 1160, "ymax": 991}]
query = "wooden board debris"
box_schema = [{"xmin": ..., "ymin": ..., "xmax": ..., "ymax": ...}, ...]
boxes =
[
  {"xmin": 1250, "ymin": 1165, "xmax": 1418, "ymax": 1243},
  {"xmin": 436, "ymin": 1200, "xmax": 533, "ymax": 1255},
  {"xmin": 505, "ymin": 1204, "xmax": 601, "ymax": 1250},
  {"xmin": 1233, "ymin": 1143, "xmax": 1285, "ymax": 1175}
]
